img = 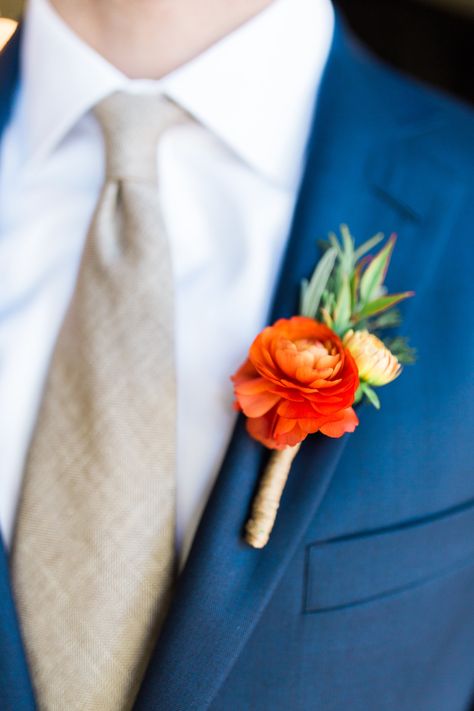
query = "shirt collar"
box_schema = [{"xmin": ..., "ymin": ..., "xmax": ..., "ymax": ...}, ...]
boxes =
[{"xmin": 20, "ymin": 0, "xmax": 334, "ymax": 189}]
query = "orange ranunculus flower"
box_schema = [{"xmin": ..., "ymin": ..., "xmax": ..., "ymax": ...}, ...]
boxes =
[{"xmin": 232, "ymin": 316, "xmax": 360, "ymax": 450}]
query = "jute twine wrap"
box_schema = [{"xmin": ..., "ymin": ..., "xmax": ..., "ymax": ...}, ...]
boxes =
[{"xmin": 245, "ymin": 443, "xmax": 301, "ymax": 548}]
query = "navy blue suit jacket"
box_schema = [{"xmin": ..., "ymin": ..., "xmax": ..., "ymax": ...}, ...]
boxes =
[{"xmin": 1, "ymin": 16, "xmax": 474, "ymax": 711}]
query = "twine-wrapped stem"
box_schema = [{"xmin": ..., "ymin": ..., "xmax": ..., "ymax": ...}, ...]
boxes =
[{"xmin": 245, "ymin": 443, "xmax": 301, "ymax": 548}]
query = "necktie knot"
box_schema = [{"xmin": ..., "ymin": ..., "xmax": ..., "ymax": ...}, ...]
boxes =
[{"xmin": 94, "ymin": 91, "xmax": 187, "ymax": 181}]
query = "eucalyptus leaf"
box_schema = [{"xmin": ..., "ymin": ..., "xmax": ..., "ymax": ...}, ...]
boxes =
[
  {"xmin": 333, "ymin": 273, "xmax": 352, "ymax": 333},
  {"xmin": 359, "ymin": 235, "xmax": 396, "ymax": 304},
  {"xmin": 354, "ymin": 291, "xmax": 414, "ymax": 322},
  {"xmin": 354, "ymin": 232, "xmax": 385, "ymax": 261},
  {"xmin": 369, "ymin": 308, "xmax": 402, "ymax": 331},
  {"xmin": 321, "ymin": 290, "xmax": 336, "ymax": 320},
  {"xmin": 351, "ymin": 260, "xmax": 365, "ymax": 307},
  {"xmin": 299, "ymin": 278, "xmax": 309, "ymax": 313},
  {"xmin": 361, "ymin": 383, "xmax": 381, "ymax": 410},
  {"xmin": 340, "ymin": 224, "xmax": 355, "ymax": 273},
  {"xmin": 320, "ymin": 307, "xmax": 334, "ymax": 328},
  {"xmin": 383, "ymin": 336, "xmax": 417, "ymax": 365},
  {"xmin": 328, "ymin": 232, "xmax": 343, "ymax": 258},
  {"xmin": 300, "ymin": 247, "xmax": 337, "ymax": 318},
  {"xmin": 353, "ymin": 384, "xmax": 364, "ymax": 405}
]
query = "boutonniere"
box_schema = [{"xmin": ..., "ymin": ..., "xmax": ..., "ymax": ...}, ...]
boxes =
[{"xmin": 231, "ymin": 226, "xmax": 416, "ymax": 548}]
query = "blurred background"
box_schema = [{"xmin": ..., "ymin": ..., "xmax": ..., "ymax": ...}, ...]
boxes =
[{"xmin": 0, "ymin": 0, "xmax": 473, "ymax": 104}]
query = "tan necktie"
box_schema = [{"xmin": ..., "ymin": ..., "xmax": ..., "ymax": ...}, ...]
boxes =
[{"xmin": 11, "ymin": 92, "xmax": 187, "ymax": 711}]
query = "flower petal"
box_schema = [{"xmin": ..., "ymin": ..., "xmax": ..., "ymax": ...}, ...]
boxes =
[
  {"xmin": 319, "ymin": 408, "xmax": 359, "ymax": 438},
  {"xmin": 238, "ymin": 389, "xmax": 281, "ymax": 418}
]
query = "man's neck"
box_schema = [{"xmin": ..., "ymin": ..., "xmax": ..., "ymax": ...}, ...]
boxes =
[{"xmin": 49, "ymin": 0, "xmax": 273, "ymax": 79}]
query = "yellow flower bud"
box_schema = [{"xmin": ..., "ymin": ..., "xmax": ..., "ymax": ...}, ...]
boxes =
[{"xmin": 343, "ymin": 329, "xmax": 401, "ymax": 386}]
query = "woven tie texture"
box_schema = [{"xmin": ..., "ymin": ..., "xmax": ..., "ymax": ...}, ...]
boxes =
[{"xmin": 11, "ymin": 92, "xmax": 187, "ymax": 711}]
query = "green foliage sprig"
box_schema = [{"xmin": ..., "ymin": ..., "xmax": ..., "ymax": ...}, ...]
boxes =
[
  {"xmin": 301, "ymin": 226, "xmax": 414, "ymax": 341},
  {"xmin": 300, "ymin": 225, "xmax": 416, "ymax": 407}
]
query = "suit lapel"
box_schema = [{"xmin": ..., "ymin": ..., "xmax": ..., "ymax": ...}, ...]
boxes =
[
  {"xmin": 0, "ymin": 27, "xmax": 36, "ymax": 711},
  {"xmin": 134, "ymin": 18, "xmax": 445, "ymax": 711}
]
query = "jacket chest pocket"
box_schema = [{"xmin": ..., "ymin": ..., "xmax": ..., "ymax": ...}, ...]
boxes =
[{"xmin": 305, "ymin": 498, "xmax": 474, "ymax": 613}]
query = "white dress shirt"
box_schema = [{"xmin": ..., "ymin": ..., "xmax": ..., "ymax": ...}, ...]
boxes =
[{"xmin": 0, "ymin": 0, "xmax": 334, "ymax": 563}]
